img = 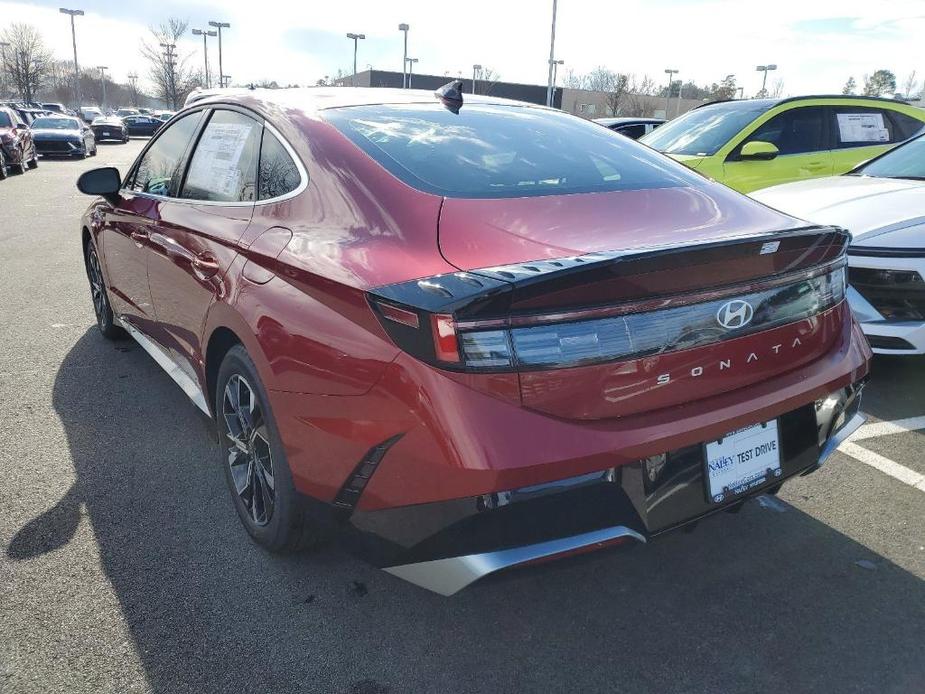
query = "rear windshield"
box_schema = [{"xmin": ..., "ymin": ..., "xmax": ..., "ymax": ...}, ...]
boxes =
[
  {"xmin": 324, "ymin": 103, "xmax": 700, "ymax": 198},
  {"xmin": 642, "ymin": 101, "xmax": 773, "ymax": 156},
  {"xmin": 0, "ymin": 112, "xmax": 10, "ymax": 127},
  {"xmin": 32, "ymin": 117, "xmax": 79, "ymax": 130}
]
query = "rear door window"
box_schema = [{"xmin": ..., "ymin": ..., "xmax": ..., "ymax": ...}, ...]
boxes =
[
  {"xmin": 887, "ymin": 111, "xmax": 925, "ymax": 141},
  {"xmin": 180, "ymin": 110, "xmax": 261, "ymax": 203},
  {"xmin": 258, "ymin": 131, "xmax": 302, "ymax": 200},
  {"xmin": 831, "ymin": 107, "xmax": 914, "ymax": 148},
  {"xmin": 740, "ymin": 107, "xmax": 829, "ymax": 155},
  {"xmin": 614, "ymin": 124, "xmax": 646, "ymax": 139},
  {"xmin": 130, "ymin": 111, "xmax": 205, "ymax": 196}
]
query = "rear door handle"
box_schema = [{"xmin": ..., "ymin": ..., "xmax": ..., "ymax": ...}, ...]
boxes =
[{"xmin": 191, "ymin": 251, "xmax": 220, "ymax": 280}]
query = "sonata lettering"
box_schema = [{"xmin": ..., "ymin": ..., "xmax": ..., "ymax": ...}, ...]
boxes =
[{"xmin": 656, "ymin": 337, "xmax": 806, "ymax": 386}]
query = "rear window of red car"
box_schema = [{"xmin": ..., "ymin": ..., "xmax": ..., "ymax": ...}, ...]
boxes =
[{"xmin": 324, "ymin": 103, "xmax": 701, "ymax": 199}]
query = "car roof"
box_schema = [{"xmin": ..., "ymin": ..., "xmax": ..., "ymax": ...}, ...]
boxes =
[
  {"xmin": 696, "ymin": 94, "xmax": 912, "ymax": 110},
  {"xmin": 594, "ymin": 117, "xmax": 665, "ymax": 126},
  {"xmin": 186, "ymin": 86, "xmax": 550, "ymax": 114}
]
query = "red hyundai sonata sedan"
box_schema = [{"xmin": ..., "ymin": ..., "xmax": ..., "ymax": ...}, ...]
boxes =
[{"xmin": 76, "ymin": 85, "xmax": 870, "ymax": 594}]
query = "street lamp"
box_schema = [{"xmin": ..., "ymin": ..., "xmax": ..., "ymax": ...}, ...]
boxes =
[
  {"xmin": 208, "ymin": 21, "xmax": 230, "ymax": 88},
  {"xmin": 550, "ymin": 58, "xmax": 564, "ymax": 95},
  {"xmin": 756, "ymin": 64, "xmax": 777, "ymax": 95},
  {"xmin": 545, "ymin": 0, "xmax": 558, "ymax": 106},
  {"xmin": 346, "ymin": 32, "xmax": 366, "ymax": 86},
  {"xmin": 472, "ymin": 64, "xmax": 482, "ymax": 94},
  {"xmin": 192, "ymin": 28, "xmax": 217, "ymax": 88},
  {"xmin": 97, "ymin": 65, "xmax": 108, "ymax": 108},
  {"xmin": 663, "ymin": 68, "xmax": 679, "ymax": 117},
  {"xmin": 405, "ymin": 57, "xmax": 418, "ymax": 88},
  {"xmin": 398, "ymin": 23, "xmax": 409, "ymax": 88},
  {"xmin": 59, "ymin": 8, "xmax": 84, "ymax": 107},
  {"xmin": 222, "ymin": 75, "xmax": 232, "ymax": 89}
]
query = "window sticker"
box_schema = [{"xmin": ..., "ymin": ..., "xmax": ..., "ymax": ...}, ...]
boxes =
[
  {"xmin": 836, "ymin": 113, "xmax": 890, "ymax": 143},
  {"xmin": 185, "ymin": 122, "xmax": 255, "ymax": 198}
]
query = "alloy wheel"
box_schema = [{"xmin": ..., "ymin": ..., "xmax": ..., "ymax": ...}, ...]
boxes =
[
  {"xmin": 223, "ymin": 374, "xmax": 276, "ymax": 526},
  {"xmin": 86, "ymin": 246, "xmax": 107, "ymax": 326}
]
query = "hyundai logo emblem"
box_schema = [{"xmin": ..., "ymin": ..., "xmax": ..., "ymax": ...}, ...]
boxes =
[{"xmin": 716, "ymin": 299, "xmax": 754, "ymax": 330}]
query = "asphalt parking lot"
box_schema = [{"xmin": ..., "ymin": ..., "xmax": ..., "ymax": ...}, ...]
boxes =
[{"xmin": 1, "ymin": 141, "xmax": 923, "ymax": 694}]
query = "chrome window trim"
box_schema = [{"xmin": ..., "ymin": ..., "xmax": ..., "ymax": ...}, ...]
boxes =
[{"xmin": 117, "ymin": 109, "xmax": 308, "ymax": 208}]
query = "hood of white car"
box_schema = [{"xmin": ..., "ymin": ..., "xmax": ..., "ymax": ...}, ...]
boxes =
[{"xmin": 751, "ymin": 175, "xmax": 925, "ymax": 247}]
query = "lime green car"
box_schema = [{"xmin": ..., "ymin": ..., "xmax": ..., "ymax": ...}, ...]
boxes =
[{"xmin": 640, "ymin": 96, "xmax": 925, "ymax": 193}]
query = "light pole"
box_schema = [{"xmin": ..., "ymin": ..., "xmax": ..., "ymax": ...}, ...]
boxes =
[
  {"xmin": 192, "ymin": 28, "xmax": 217, "ymax": 88},
  {"xmin": 674, "ymin": 73, "xmax": 683, "ymax": 116},
  {"xmin": 545, "ymin": 0, "xmax": 558, "ymax": 107},
  {"xmin": 550, "ymin": 59, "xmax": 564, "ymax": 97},
  {"xmin": 60, "ymin": 8, "xmax": 84, "ymax": 107},
  {"xmin": 97, "ymin": 66, "xmax": 108, "ymax": 108},
  {"xmin": 208, "ymin": 21, "xmax": 230, "ymax": 88},
  {"xmin": 756, "ymin": 64, "xmax": 777, "ymax": 95},
  {"xmin": 222, "ymin": 75, "xmax": 232, "ymax": 89},
  {"xmin": 398, "ymin": 23, "xmax": 409, "ymax": 88},
  {"xmin": 472, "ymin": 64, "xmax": 482, "ymax": 94},
  {"xmin": 663, "ymin": 68, "xmax": 678, "ymax": 117},
  {"xmin": 160, "ymin": 42, "xmax": 176, "ymax": 108},
  {"xmin": 127, "ymin": 71, "xmax": 138, "ymax": 106},
  {"xmin": 346, "ymin": 32, "xmax": 366, "ymax": 86},
  {"xmin": 405, "ymin": 57, "xmax": 418, "ymax": 88}
]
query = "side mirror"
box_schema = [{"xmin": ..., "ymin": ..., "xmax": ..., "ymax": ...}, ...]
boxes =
[
  {"xmin": 740, "ymin": 140, "xmax": 779, "ymax": 161},
  {"xmin": 77, "ymin": 167, "xmax": 122, "ymax": 204}
]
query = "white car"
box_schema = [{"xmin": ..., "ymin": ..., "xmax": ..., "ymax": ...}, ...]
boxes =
[{"xmin": 752, "ymin": 134, "xmax": 925, "ymax": 355}]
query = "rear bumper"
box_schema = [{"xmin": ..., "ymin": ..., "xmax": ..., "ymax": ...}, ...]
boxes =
[
  {"xmin": 35, "ymin": 140, "xmax": 83, "ymax": 155},
  {"xmin": 357, "ymin": 382, "xmax": 864, "ymax": 595}
]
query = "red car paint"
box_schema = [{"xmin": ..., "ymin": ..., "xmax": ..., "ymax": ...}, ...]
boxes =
[{"xmin": 80, "ymin": 88, "xmax": 870, "ymax": 572}]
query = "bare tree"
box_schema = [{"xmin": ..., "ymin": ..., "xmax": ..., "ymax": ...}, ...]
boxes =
[
  {"xmin": 141, "ymin": 18, "xmax": 200, "ymax": 109},
  {"xmin": 0, "ymin": 23, "xmax": 52, "ymax": 103},
  {"xmin": 562, "ymin": 68, "xmax": 585, "ymax": 89},
  {"xmin": 623, "ymin": 74, "xmax": 658, "ymax": 116},
  {"xmin": 770, "ymin": 78, "xmax": 785, "ymax": 98},
  {"xmin": 478, "ymin": 67, "xmax": 501, "ymax": 96}
]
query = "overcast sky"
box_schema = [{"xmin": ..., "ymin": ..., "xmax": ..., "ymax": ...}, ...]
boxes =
[{"xmin": 3, "ymin": 0, "xmax": 924, "ymax": 96}]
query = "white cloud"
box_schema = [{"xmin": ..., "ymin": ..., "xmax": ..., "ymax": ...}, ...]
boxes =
[{"xmin": 2, "ymin": 0, "xmax": 923, "ymax": 97}]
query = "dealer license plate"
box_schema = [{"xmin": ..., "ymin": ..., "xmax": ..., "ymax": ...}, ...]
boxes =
[{"xmin": 704, "ymin": 420, "xmax": 782, "ymax": 504}]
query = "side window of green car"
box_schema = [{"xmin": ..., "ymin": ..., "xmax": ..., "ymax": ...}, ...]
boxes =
[
  {"xmin": 830, "ymin": 107, "xmax": 923, "ymax": 149},
  {"xmin": 739, "ymin": 107, "xmax": 829, "ymax": 156}
]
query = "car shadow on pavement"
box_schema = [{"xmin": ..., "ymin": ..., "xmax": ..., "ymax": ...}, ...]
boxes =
[
  {"xmin": 7, "ymin": 328, "xmax": 925, "ymax": 694},
  {"xmin": 863, "ymin": 353, "xmax": 925, "ymax": 421}
]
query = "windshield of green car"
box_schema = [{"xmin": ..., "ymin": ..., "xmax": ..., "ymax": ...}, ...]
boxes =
[
  {"xmin": 641, "ymin": 101, "xmax": 774, "ymax": 156},
  {"xmin": 857, "ymin": 135, "xmax": 925, "ymax": 180}
]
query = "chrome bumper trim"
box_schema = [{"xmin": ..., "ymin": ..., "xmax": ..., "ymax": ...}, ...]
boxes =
[
  {"xmin": 818, "ymin": 412, "xmax": 865, "ymax": 467},
  {"xmin": 116, "ymin": 316, "xmax": 212, "ymax": 417},
  {"xmin": 383, "ymin": 525, "xmax": 645, "ymax": 596}
]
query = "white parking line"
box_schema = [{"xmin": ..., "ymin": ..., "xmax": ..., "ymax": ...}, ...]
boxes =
[
  {"xmin": 850, "ymin": 416, "xmax": 925, "ymax": 441},
  {"xmin": 839, "ymin": 441, "xmax": 925, "ymax": 492}
]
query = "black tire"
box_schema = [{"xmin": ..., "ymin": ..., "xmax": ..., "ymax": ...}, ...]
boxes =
[
  {"xmin": 15, "ymin": 149, "xmax": 27, "ymax": 174},
  {"xmin": 0, "ymin": 151, "xmax": 7, "ymax": 180},
  {"xmin": 215, "ymin": 345, "xmax": 319, "ymax": 553},
  {"xmin": 90, "ymin": 143, "xmax": 98, "ymax": 156},
  {"xmin": 84, "ymin": 238, "xmax": 126, "ymax": 340},
  {"xmin": 27, "ymin": 145, "xmax": 38, "ymax": 169}
]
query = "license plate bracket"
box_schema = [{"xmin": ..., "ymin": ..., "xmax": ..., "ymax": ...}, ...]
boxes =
[{"xmin": 703, "ymin": 420, "xmax": 782, "ymax": 504}]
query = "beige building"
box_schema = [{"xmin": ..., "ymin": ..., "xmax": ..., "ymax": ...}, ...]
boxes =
[{"xmin": 562, "ymin": 87, "xmax": 704, "ymax": 120}]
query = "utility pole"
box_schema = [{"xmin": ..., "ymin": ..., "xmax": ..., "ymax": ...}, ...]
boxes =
[
  {"xmin": 222, "ymin": 75, "xmax": 232, "ymax": 89},
  {"xmin": 60, "ymin": 8, "xmax": 85, "ymax": 107},
  {"xmin": 208, "ymin": 20, "xmax": 230, "ymax": 88},
  {"xmin": 127, "ymin": 71, "xmax": 138, "ymax": 106},
  {"xmin": 663, "ymin": 68, "xmax": 678, "ymax": 117},
  {"xmin": 398, "ymin": 23, "xmax": 409, "ymax": 88},
  {"xmin": 472, "ymin": 64, "xmax": 482, "ymax": 94},
  {"xmin": 545, "ymin": 0, "xmax": 558, "ymax": 107},
  {"xmin": 98, "ymin": 66, "xmax": 108, "ymax": 108},
  {"xmin": 192, "ymin": 28, "xmax": 217, "ymax": 88},
  {"xmin": 346, "ymin": 33, "xmax": 366, "ymax": 86}
]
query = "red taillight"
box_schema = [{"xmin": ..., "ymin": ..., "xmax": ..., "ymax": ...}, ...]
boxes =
[{"xmin": 430, "ymin": 314, "xmax": 460, "ymax": 363}]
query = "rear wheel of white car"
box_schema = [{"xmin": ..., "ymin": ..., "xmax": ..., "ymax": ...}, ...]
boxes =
[
  {"xmin": 0, "ymin": 151, "xmax": 7, "ymax": 179},
  {"xmin": 216, "ymin": 346, "xmax": 320, "ymax": 553},
  {"xmin": 84, "ymin": 239, "xmax": 125, "ymax": 340},
  {"xmin": 26, "ymin": 145, "xmax": 38, "ymax": 169}
]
